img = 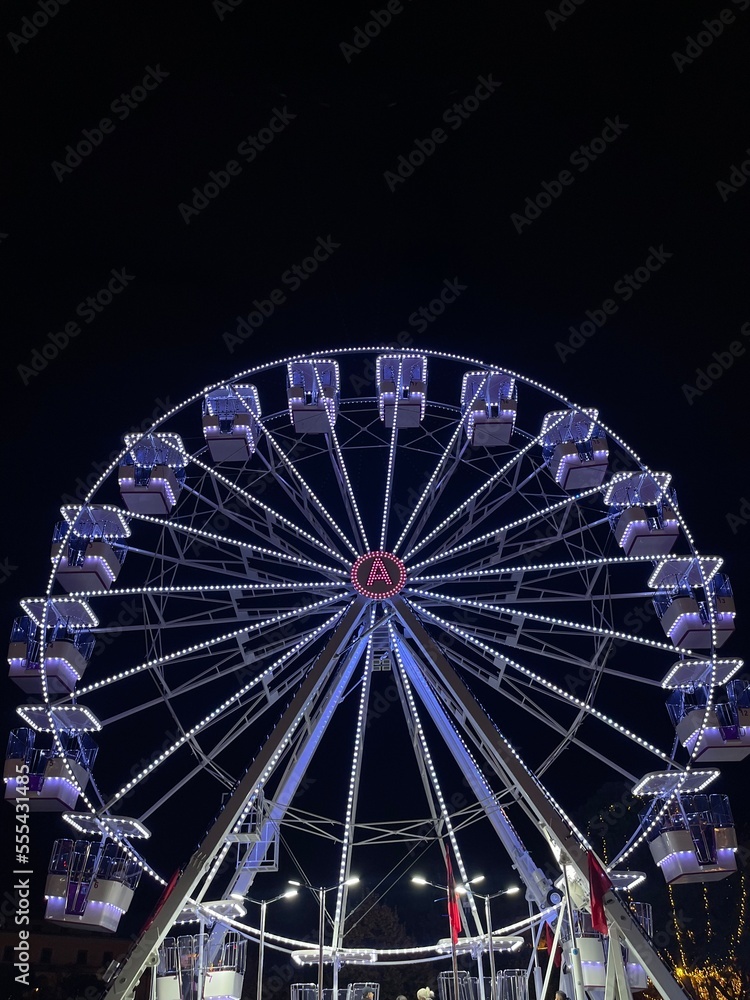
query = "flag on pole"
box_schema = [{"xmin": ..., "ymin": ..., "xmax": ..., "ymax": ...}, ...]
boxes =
[
  {"xmin": 444, "ymin": 844, "xmax": 462, "ymax": 944},
  {"xmin": 588, "ymin": 851, "xmax": 612, "ymax": 936}
]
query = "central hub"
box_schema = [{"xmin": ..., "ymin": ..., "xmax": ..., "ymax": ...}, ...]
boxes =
[{"xmin": 351, "ymin": 550, "xmax": 407, "ymax": 599}]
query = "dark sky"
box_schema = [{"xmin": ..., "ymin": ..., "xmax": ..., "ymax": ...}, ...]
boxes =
[{"xmin": 2, "ymin": 0, "xmax": 750, "ymax": 964}]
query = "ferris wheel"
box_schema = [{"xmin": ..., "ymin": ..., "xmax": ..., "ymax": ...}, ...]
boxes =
[{"xmin": 4, "ymin": 347, "xmax": 745, "ymax": 1000}]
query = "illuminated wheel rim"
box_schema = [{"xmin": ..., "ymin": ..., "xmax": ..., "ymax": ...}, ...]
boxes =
[{"xmin": 19, "ymin": 347, "xmax": 732, "ymax": 957}]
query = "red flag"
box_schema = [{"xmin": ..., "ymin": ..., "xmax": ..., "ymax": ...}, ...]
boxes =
[
  {"xmin": 543, "ymin": 922, "xmax": 562, "ymax": 968},
  {"xmin": 588, "ymin": 851, "xmax": 612, "ymax": 936},
  {"xmin": 444, "ymin": 845, "xmax": 462, "ymax": 944},
  {"xmin": 140, "ymin": 867, "xmax": 181, "ymax": 933}
]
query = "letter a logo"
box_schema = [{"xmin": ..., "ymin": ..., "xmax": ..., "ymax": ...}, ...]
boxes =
[
  {"xmin": 366, "ymin": 556, "xmax": 392, "ymax": 588},
  {"xmin": 351, "ymin": 550, "xmax": 407, "ymax": 599}
]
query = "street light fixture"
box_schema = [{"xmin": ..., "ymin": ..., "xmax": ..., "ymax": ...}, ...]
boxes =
[
  {"xmin": 411, "ymin": 877, "xmax": 520, "ymax": 1000},
  {"xmin": 230, "ymin": 889, "xmax": 298, "ymax": 1000},
  {"xmin": 464, "ymin": 886, "xmax": 521, "ymax": 1000},
  {"xmin": 411, "ymin": 875, "xmax": 483, "ymax": 1000},
  {"xmin": 411, "ymin": 874, "xmax": 485, "ymax": 893},
  {"xmin": 288, "ymin": 877, "xmax": 360, "ymax": 1000}
]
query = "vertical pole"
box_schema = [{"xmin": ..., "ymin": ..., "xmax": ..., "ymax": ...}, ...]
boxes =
[
  {"xmin": 150, "ymin": 959, "xmax": 157, "ymax": 1000},
  {"xmin": 318, "ymin": 888, "xmax": 326, "ymax": 1000},
  {"xmin": 529, "ymin": 899, "xmax": 544, "ymax": 1000},
  {"xmin": 484, "ymin": 896, "xmax": 497, "ymax": 1000},
  {"xmin": 476, "ymin": 948, "xmax": 486, "ymax": 1000},
  {"xmin": 451, "ymin": 933, "xmax": 461, "ymax": 1000},
  {"xmin": 196, "ymin": 918, "xmax": 205, "ymax": 1000},
  {"xmin": 449, "ymin": 884, "xmax": 460, "ymax": 1000},
  {"xmin": 257, "ymin": 900, "xmax": 267, "ymax": 1000},
  {"xmin": 561, "ymin": 867, "xmax": 585, "ymax": 1000}
]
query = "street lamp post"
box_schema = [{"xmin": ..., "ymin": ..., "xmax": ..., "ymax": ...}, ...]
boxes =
[
  {"xmin": 411, "ymin": 875, "xmax": 484, "ymax": 1000},
  {"xmin": 483, "ymin": 895, "xmax": 496, "ymax": 1000},
  {"xmin": 475, "ymin": 887, "xmax": 520, "ymax": 1000},
  {"xmin": 289, "ymin": 876, "xmax": 359, "ymax": 1000},
  {"xmin": 231, "ymin": 889, "xmax": 297, "ymax": 1000},
  {"xmin": 412, "ymin": 877, "xmax": 520, "ymax": 1000},
  {"xmin": 318, "ymin": 887, "xmax": 325, "ymax": 1000}
]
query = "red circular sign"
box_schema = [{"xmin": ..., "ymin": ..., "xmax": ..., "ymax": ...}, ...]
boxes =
[{"xmin": 351, "ymin": 551, "xmax": 407, "ymax": 599}]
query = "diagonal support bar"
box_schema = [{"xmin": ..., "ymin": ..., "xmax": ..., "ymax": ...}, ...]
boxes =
[
  {"xmin": 204, "ymin": 621, "xmax": 374, "ymax": 961},
  {"xmin": 394, "ymin": 635, "xmax": 557, "ymax": 912},
  {"xmin": 105, "ymin": 597, "xmax": 368, "ymax": 1000},
  {"xmin": 390, "ymin": 597, "xmax": 691, "ymax": 1000}
]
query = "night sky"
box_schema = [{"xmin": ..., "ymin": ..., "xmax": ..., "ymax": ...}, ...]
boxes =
[{"xmin": 2, "ymin": 0, "xmax": 750, "ymax": 979}]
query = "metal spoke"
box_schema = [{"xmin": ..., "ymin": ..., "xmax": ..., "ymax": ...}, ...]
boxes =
[
  {"xmin": 298, "ymin": 365, "xmax": 371, "ymax": 551},
  {"xmin": 392, "ymin": 373, "xmax": 485, "ymax": 554},
  {"xmin": 402, "ymin": 412, "xmax": 569, "ymax": 560},
  {"xmin": 413, "ymin": 602, "xmax": 677, "ymax": 769},
  {"xmin": 190, "ymin": 454, "xmax": 352, "ymax": 567},
  {"xmin": 249, "ymin": 409, "xmax": 360, "ymax": 558},
  {"xmin": 407, "ymin": 586, "xmax": 682, "ymax": 654}
]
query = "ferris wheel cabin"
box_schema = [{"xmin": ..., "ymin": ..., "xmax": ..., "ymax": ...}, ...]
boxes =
[
  {"xmin": 287, "ymin": 359, "xmax": 340, "ymax": 433},
  {"xmin": 642, "ymin": 793, "xmax": 738, "ymax": 884},
  {"xmin": 4, "ymin": 727, "xmax": 97, "ymax": 811},
  {"xmin": 635, "ymin": 771, "xmax": 738, "ymax": 884},
  {"xmin": 202, "ymin": 385, "xmax": 261, "ymax": 461},
  {"xmin": 460, "ymin": 371, "xmax": 517, "ymax": 446},
  {"xmin": 9, "ymin": 597, "xmax": 97, "ymax": 694},
  {"xmin": 45, "ymin": 835, "xmax": 143, "ymax": 932},
  {"xmin": 119, "ymin": 433, "xmax": 187, "ymax": 514},
  {"xmin": 157, "ymin": 932, "xmax": 247, "ymax": 1000},
  {"xmin": 557, "ymin": 905, "xmax": 651, "ymax": 995},
  {"xmin": 603, "ymin": 471, "xmax": 680, "ymax": 556},
  {"xmin": 541, "ymin": 408, "xmax": 609, "ymax": 491},
  {"xmin": 436, "ymin": 970, "xmax": 526, "ymax": 1000},
  {"xmin": 378, "ymin": 354, "xmax": 427, "ymax": 428},
  {"xmin": 650, "ymin": 556, "xmax": 736, "ymax": 649},
  {"xmin": 51, "ymin": 506, "xmax": 129, "ymax": 593},
  {"xmin": 664, "ymin": 655, "xmax": 750, "ymax": 761},
  {"xmin": 7, "ymin": 613, "xmax": 94, "ymax": 694}
]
